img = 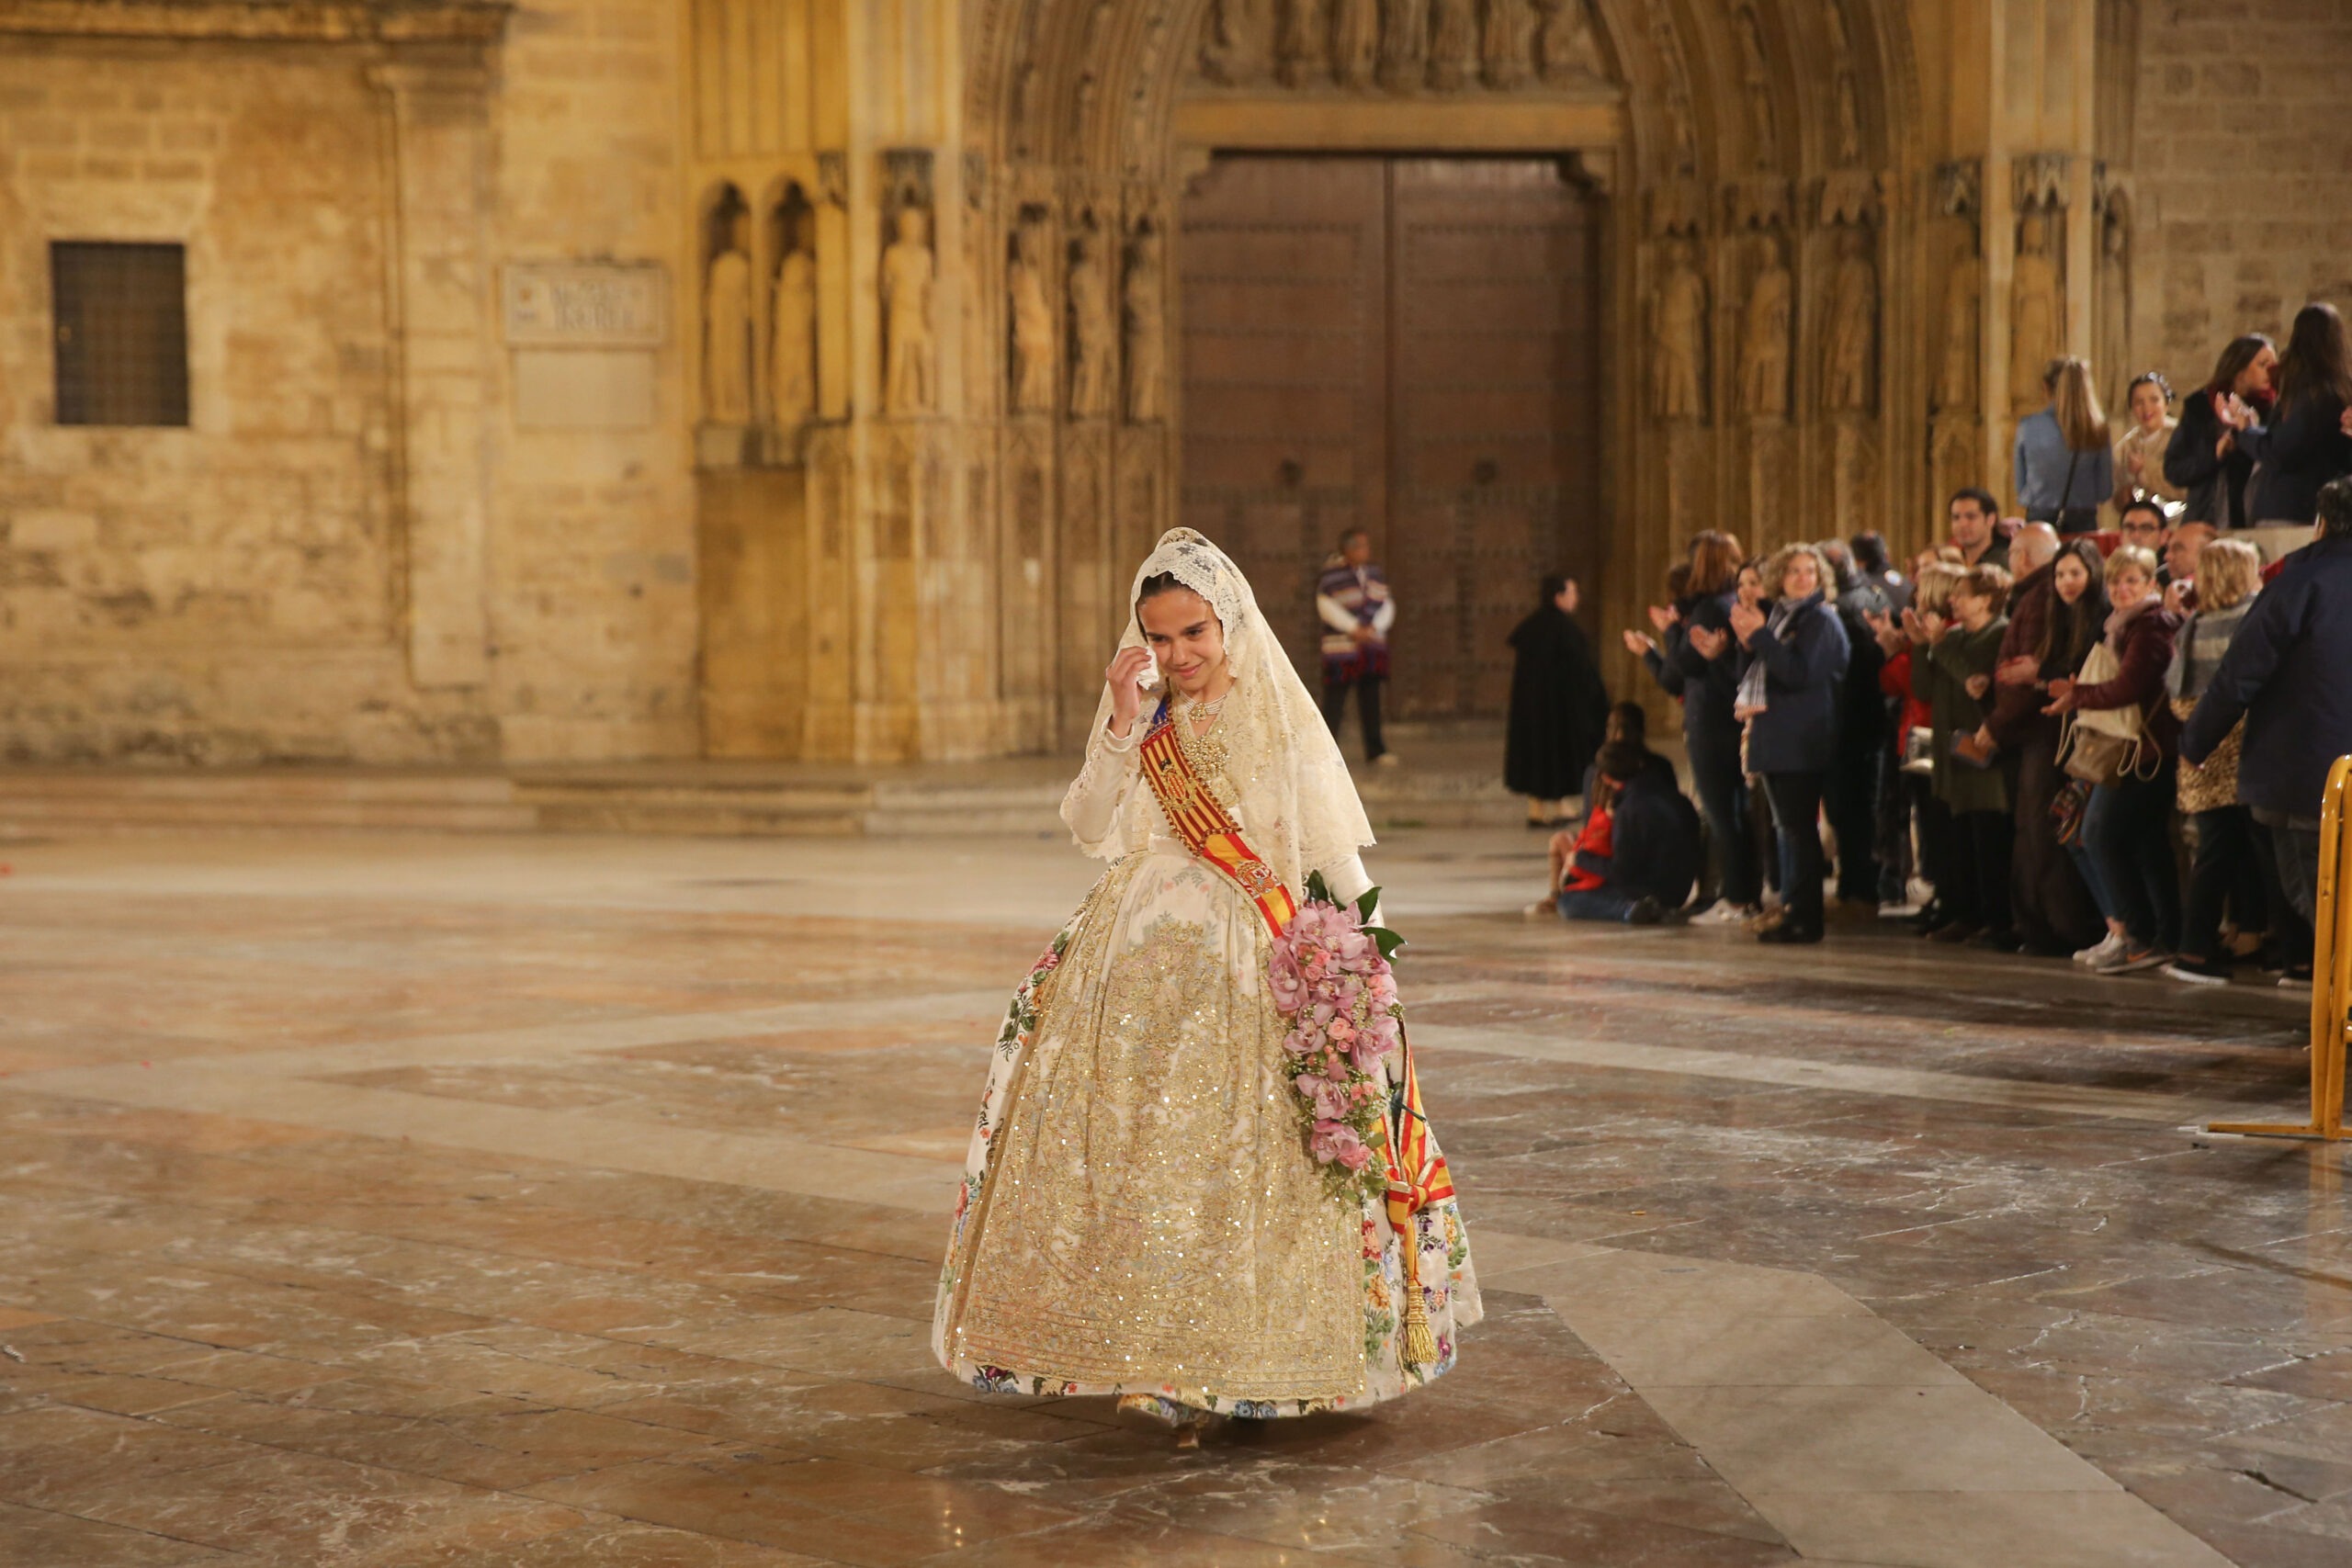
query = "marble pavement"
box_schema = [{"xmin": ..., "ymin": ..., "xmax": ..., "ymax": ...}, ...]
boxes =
[{"xmin": 0, "ymin": 828, "xmax": 2346, "ymax": 1566}]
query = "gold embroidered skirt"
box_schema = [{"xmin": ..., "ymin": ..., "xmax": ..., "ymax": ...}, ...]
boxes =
[{"xmin": 932, "ymin": 850, "xmax": 1481, "ymax": 1417}]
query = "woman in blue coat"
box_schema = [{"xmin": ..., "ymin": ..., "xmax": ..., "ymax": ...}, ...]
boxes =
[{"xmin": 1730, "ymin": 544, "xmax": 1851, "ymax": 944}]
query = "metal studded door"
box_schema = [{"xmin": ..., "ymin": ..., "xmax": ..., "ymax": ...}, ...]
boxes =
[{"xmin": 1180, "ymin": 154, "xmax": 1600, "ymax": 717}]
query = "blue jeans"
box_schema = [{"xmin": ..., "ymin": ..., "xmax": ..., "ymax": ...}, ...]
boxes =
[
  {"xmin": 2078, "ymin": 773, "xmax": 2180, "ymax": 951},
  {"xmin": 1557, "ymin": 887, "xmax": 1639, "ymax": 923},
  {"xmin": 1686, "ymin": 721, "xmax": 1757, "ymax": 907}
]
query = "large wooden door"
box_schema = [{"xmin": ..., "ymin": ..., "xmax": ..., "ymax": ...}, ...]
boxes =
[{"xmin": 1179, "ymin": 154, "xmax": 1601, "ymax": 719}]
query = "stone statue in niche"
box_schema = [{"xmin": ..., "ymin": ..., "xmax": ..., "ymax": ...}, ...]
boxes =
[
  {"xmin": 1068, "ymin": 226, "xmax": 1116, "ymax": 419},
  {"xmin": 1378, "ymin": 0, "xmax": 1428, "ymax": 87},
  {"xmin": 881, "ymin": 205, "xmax": 936, "ymax": 416},
  {"xmin": 703, "ymin": 207, "xmax": 753, "ymax": 425},
  {"xmin": 1481, "ymin": 0, "xmax": 1537, "ymax": 89},
  {"xmin": 1277, "ymin": 0, "xmax": 1328, "ymax": 86},
  {"xmin": 1737, "ymin": 244, "xmax": 1792, "ymax": 419},
  {"xmin": 1532, "ymin": 0, "xmax": 1603, "ymax": 81},
  {"xmin": 2009, "ymin": 215, "xmax": 2061, "ymax": 412},
  {"xmin": 769, "ymin": 213, "xmax": 817, "ymax": 429},
  {"xmin": 1650, "ymin": 242, "xmax": 1708, "ymax": 423},
  {"xmin": 1201, "ymin": 0, "xmax": 1272, "ymax": 85},
  {"xmin": 1822, "ymin": 227, "xmax": 1878, "ymax": 413},
  {"xmin": 1934, "ymin": 244, "xmax": 1980, "ymax": 413},
  {"xmin": 1833, "ymin": 73, "xmax": 1862, "ymax": 165},
  {"xmin": 1125, "ymin": 223, "xmax": 1168, "ymax": 423},
  {"xmin": 1428, "ymin": 0, "xmax": 1478, "ymax": 90},
  {"xmin": 1331, "ymin": 0, "xmax": 1377, "ymax": 87},
  {"xmin": 1735, "ymin": 5, "xmax": 1777, "ymax": 170},
  {"xmin": 1009, "ymin": 220, "xmax": 1056, "ymax": 414}
]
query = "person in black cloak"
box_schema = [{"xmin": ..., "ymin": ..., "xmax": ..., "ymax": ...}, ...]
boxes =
[{"xmin": 1506, "ymin": 575, "xmax": 1611, "ymax": 827}]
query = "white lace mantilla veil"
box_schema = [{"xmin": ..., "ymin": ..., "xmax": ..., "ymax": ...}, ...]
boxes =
[{"xmin": 1060, "ymin": 527, "xmax": 1375, "ymax": 899}]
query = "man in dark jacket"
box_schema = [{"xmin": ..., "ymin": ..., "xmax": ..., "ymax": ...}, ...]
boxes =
[
  {"xmin": 2182, "ymin": 478, "xmax": 2352, "ymax": 930},
  {"xmin": 1817, "ymin": 540, "xmax": 1887, "ymax": 918},
  {"xmin": 1554, "ymin": 742, "xmax": 1703, "ymax": 924}
]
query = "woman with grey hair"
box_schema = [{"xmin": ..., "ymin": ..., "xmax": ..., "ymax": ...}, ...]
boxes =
[{"xmin": 1728, "ymin": 543, "xmax": 1851, "ymax": 944}]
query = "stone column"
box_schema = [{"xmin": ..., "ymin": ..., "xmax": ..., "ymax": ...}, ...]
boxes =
[{"xmin": 369, "ymin": 60, "xmax": 495, "ymax": 692}]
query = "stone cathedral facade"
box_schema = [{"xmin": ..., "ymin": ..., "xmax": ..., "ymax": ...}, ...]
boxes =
[{"xmin": 1, "ymin": 1, "xmax": 2346, "ymax": 766}]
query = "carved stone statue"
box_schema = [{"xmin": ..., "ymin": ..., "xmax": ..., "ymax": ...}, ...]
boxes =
[
  {"xmin": 1533, "ymin": 0, "xmax": 1603, "ymax": 81},
  {"xmin": 2009, "ymin": 216, "xmax": 2061, "ymax": 412},
  {"xmin": 1822, "ymin": 227, "xmax": 1878, "ymax": 413},
  {"xmin": 1009, "ymin": 220, "xmax": 1056, "ymax": 414},
  {"xmin": 1202, "ymin": 0, "xmax": 1272, "ymax": 85},
  {"xmin": 1735, "ymin": 5, "xmax": 1778, "ymax": 170},
  {"xmin": 769, "ymin": 227, "xmax": 816, "ymax": 429},
  {"xmin": 1736, "ymin": 248, "xmax": 1792, "ymax": 419},
  {"xmin": 1481, "ymin": 0, "xmax": 1537, "ymax": 88},
  {"xmin": 1277, "ymin": 0, "xmax": 1329, "ymax": 86},
  {"xmin": 1934, "ymin": 246, "xmax": 1980, "ymax": 412},
  {"xmin": 1068, "ymin": 227, "xmax": 1116, "ymax": 419},
  {"xmin": 1651, "ymin": 243, "xmax": 1708, "ymax": 423},
  {"xmin": 1125, "ymin": 224, "xmax": 1167, "ymax": 423},
  {"xmin": 1429, "ymin": 0, "xmax": 1478, "ymax": 89},
  {"xmin": 1331, "ymin": 0, "xmax": 1378, "ymax": 87},
  {"xmin": 1834, "ymin": 72, "xmax": 1862, "ymax": 165},
  {"xmin": 881, "ymin": 205, "xmax": 935, "ymax": 416},
  {"xmin": 703, "ymin": 211, "xmax": 753, "ymax": 425},
  {"xmin": 1378, "ymin": 0, "xmax": 1428, "ymax": 87}
]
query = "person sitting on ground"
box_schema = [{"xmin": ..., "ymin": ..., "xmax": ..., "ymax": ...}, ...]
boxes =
[
  {"xmin": 1578, "ymin": 700, "xmax": 1677, "ymax": 805},
  {"xmin": 1540, "ymin": 741, "xmax": 1703, "ymax": 926}
]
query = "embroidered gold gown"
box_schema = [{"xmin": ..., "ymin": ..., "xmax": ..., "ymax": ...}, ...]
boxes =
[{"xmin": 931, "ymin": 702, "xmax": 1481, "ymax": 1416}]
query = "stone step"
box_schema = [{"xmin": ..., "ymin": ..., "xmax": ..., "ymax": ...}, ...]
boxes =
[{"xmin": 0, "ymin": 756, "xmax": 1530, "ymax": 838}]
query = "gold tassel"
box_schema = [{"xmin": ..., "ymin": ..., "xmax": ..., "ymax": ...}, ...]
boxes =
[
  {"xmin": 1401, "ymin": 1289, "xmax": 1439, "ymax": 1370},
  {"xmin": 1396, "ymin": 1223, "xmax": 1440, "ymax": 1370}
]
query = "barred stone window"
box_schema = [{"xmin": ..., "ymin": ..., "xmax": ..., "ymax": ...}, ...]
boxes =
[{"xmin": 51, "ymin": 241, "xmax": 189, "ymax": 427}]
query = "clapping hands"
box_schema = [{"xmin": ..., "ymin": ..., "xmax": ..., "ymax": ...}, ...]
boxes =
[
  {"xmin": 1688, "ymin": 625, "xmax": 1730, "ymax": 660},
  {"xmin": 1623, "ymin": 628, "xmax": 1657, "ymax": 657},
  {"xmin": 1864, "ymin": 609, "xmax": 1904, "ymax": 657},
  {"xmin": 1646, "ymin": 604, "xmax": 1680, "ymax": 634},
  {"xmin": 1996, "ymin": 655, "xmax": 2040, "ymax": 687},
  {"xmin": 1727, "ymin": 604, "xmax": 1766, "ymax": 646},
  {"xmin": 2041, "ymin": 676, "xmax": 2078, "ymax": 716}
]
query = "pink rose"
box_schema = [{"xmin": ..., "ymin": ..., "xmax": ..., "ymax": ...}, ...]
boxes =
[
  {"xmin": 1329, "ymin": 1015, "xmax": 1356, "ymax": 1044},
  {"xmin": 1035, "ymin": 950, "xmax": 1060, "ymax": 974}
]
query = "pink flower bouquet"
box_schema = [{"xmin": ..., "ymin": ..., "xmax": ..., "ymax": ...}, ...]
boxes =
[{"xmin": 1269, "ymin": 873, "xmax": 1405, "ymax": 1204}]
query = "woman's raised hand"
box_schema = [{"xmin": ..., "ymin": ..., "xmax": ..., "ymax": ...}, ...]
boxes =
[
  {"xmin": 1646, "ymin": 604, "xmax": 1679, "ymax": 634},
  {"xmin": 1105, "ymin": 646, "xmax": 1156, "ymax": 736},
  {"xmin": 1688, "ymin": 625, "xmax": 1730, "ymax": 660},
  {"xmin": 1623, "ymin": 628, "xmax": 1657, "ymax": 657},
  {"xmin": 1727, "ymin": 604, "xmax": 1766, "ymax": 646}
]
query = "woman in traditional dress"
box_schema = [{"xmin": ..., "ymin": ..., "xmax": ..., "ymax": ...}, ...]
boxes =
[{"xmin": 933, "ymin": 528, "xmax": 1480, "ymax": 1439}]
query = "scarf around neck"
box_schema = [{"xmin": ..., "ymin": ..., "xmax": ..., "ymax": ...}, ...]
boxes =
[{"xmin": 1736, "ymin": 592, "xmax": 1817, "ymax": 713}]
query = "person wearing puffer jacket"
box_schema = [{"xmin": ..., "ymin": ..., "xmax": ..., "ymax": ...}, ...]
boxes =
[{"xmin": 2043, "ymin": 546, "xmax": 2181, "ymax": 976}]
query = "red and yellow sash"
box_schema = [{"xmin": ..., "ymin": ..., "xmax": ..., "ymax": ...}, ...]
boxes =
[
  {"xmin": 1136, "ymin": 703, "xmax": 1297, "ymax": 942},
  {"xmin": 1136, "ymin": 699, "xmax": 1453, "ymax": 1224}
]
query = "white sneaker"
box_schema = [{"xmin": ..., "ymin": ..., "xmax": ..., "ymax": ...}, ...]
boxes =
[
  {"xmin": 1690, "ymin": 903, "xmax": 1752, "ymax": 927},
  {"xmin": 2093, "ymin": 943, "xmax": 2170, "ymax": 976},
  {"xmin": 2074, "ymin": 932, "xmax": 2124, "ymax": 966},
  {"xmin": 1373, "ymin": 752, "xmax": 1402, "ymax": 768}
]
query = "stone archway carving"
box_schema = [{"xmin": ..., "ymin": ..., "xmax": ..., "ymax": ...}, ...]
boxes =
[{"xmin": 960, "ymin": 0, "xmax": 1923, "ymax": 748}]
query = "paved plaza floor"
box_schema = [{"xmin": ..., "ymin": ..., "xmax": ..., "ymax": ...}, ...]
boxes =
[{"xmin": 0, "ymin": 827, "xmax": 2344, "ymax": 1566}]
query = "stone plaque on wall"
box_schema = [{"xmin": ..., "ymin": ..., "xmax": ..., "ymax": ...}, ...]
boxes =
[
  {"xmin": 503, "ymin": 263, "xmax": 664, "ymax": 429},
  {"xmin": 502, "ymin": 263, "xmax": 667, "ymax": 347}
]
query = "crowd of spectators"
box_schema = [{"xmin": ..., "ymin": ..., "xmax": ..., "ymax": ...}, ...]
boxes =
[{"xmin": 1544, "ymin": 304, "xmax": 2352, "ymax": 987}]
